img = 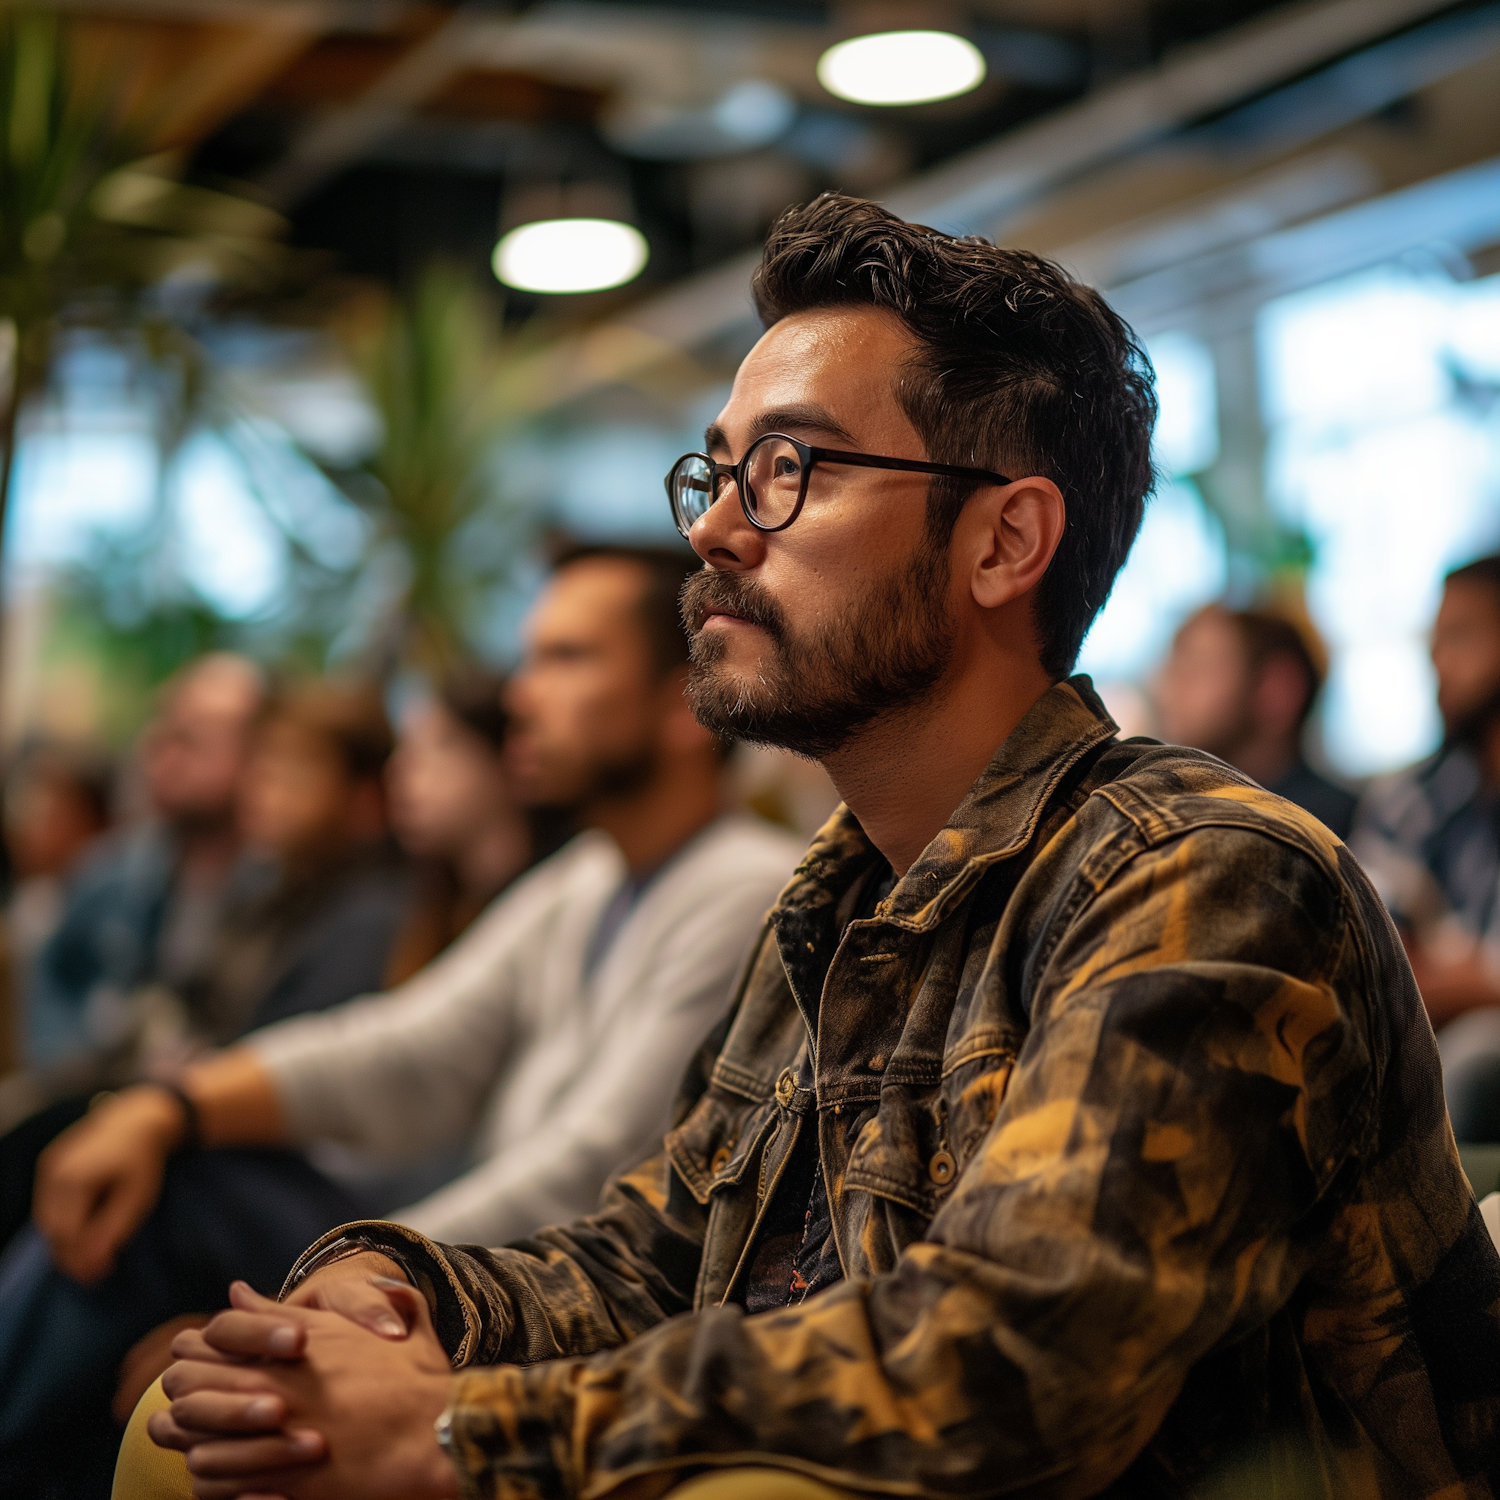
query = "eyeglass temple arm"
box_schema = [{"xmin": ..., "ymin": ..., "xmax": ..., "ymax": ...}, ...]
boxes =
[{"xmin": 808, "ymin": 446, "xmax": 1011, "ymax": 486}]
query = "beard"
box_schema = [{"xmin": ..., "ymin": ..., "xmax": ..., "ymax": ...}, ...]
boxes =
[
  {"xmin": 680, "ymin": 533, "xmax": 955, "ymax": 760},
  {"xmin": 1443, "ymin": 674, "xmax": 1500, "ymax": 752}
]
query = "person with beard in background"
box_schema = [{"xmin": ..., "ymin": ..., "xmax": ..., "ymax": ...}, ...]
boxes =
[
  {"xmin": 1352, "ymin": 553, "xmax": 1500, "ymax": 1140},
  {"xmin": 1156, "ymin": 604, "xmax": 1356, "ymax": 838},
  {"xmin": 129, "ymin": 195, "xmax": 1498, "ymax": 1500},
  {"xmin": 24, "ymin": 546, "xmax": 798, "ymax": 1499}
]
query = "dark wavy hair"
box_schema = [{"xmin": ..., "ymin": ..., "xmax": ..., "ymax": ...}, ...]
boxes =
[{"xmin": 751, "ymin": 193, "xmax": 1158, "ymax": 678}]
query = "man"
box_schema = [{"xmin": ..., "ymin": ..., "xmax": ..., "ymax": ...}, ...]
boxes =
[
  {"xmin": 145, "ymin": 197, "xmax": 1497, "ymax": 1500},
  {"xmin": 1353, "ymin": 553, "xmax": 1500, "ymax": 1139},
  {"xmin": 1156, "ymin": 603, "xmax": 1356, "ymax": 838},
  {"xmin": 16, "ymin": 653, "xmax": 265, "ymax": 1090},
  {"xmin": 15, "ymin": 547, "xmax": 798, "ymax": 1498}
]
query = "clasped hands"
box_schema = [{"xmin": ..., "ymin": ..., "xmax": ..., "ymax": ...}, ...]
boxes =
[{"xmin": 148, "ymin": 1252, "xmax": 460, "ymax": 1500}]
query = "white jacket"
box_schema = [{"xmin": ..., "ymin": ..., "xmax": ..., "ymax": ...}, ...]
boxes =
[{"xmin": 248, "ymin": 815, "xmax": 802, "ymax": 1246}]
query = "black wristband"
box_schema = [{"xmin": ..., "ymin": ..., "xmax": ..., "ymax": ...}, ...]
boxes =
[{"xmin": 154, "ymin": 1082, "xmax": 201, "ymax": 1151}]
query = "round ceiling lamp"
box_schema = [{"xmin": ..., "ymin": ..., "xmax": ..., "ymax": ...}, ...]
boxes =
[
  {"xmin": 492, "ymin": 218, "xmax": 648, "ymax": 295},
  {"xmin": 817, "ymin": 30, "xmax": 986, "ymax": 107}
]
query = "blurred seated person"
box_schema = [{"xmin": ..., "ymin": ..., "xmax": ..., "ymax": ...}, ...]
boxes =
[
  {"xmin": 3, "ymin": 742, "xmax": 115, "ymax": 1067},
  {"xmin": 12, "ymin": 655, "xmax": 264, "ymax": 1097},
  {"xmin": 1156, "ymin": 602, "xmax": 1356, "ymax": 838},
  {"xmin": 382, "ymin": 669, "xmax": 549, "ymax": 987},
  {"xmin": 190, "ymin": 678, "xmax": 411, "ymax": 1045},
  {"xmin": 4, "ymin": 547, "xmax": 799, "ymax": 1497},
  {"xmin": 0, "ymin": 678, "xmax": 413, "ymax": 1495},
  {"xmin": 1353, "ymin": 554, "xmax": 1500, "ymax": 1139}
]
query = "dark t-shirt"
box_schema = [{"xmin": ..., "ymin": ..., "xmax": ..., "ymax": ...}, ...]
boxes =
[
  {"xmin": 1270, "ymin": 758, "xmax": 1358, "ymax": 841},
  {"xmin": 739, "ymin": 861, "xmax": 895, "ymax": 1314}
]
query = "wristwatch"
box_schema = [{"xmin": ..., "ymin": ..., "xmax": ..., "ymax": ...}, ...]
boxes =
[{"xmin": 434, "ymin": 1403, "xmax": 483, "ymax": 1500}]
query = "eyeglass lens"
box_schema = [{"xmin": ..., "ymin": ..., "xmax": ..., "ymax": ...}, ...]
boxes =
[{"xmin": 670, "ymin": 435, "xmax": 806, "ymax": 534}]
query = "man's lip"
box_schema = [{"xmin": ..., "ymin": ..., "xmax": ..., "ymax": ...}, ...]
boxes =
[{"xmin": 703, "ymin": 607, "xmax": 751, "ymax": 624}]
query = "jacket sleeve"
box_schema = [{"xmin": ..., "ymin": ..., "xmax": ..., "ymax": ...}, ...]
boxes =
[
  {"xmin": 281, "ymin": 1009, "xmax": 735, "ymax": 1367},
  {"xmin": 422, "ymin": 826, "xmax": 1381, "ymax": 1499}
]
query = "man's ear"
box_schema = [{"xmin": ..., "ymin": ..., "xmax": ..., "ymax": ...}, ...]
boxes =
[{"xmin": 964, "ymin": 477, "xmax": 1066, "ymax": 612}]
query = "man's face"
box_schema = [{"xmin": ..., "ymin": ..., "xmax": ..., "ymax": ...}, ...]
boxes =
[
  {"xmin": 1155, "ymin": 610, "xmax": 1254, "ymax": 758},
  {"xmin": 681, "ymin": 306, "xmax": 957, "ymax": 759},
  {"xmin": 505, "ymin": 559, "xmax": 668, "ymax": 810},
  {"xmin": 239, "ymin": 722, "xmax": 363, "ymax": 861},
  {"xmin": 140, "ymin": 670, "xmax": 259, "ymax": 828},
  {"xmin": 388, "ymin": 702, "xmax": 509, "ymax": 860},
  {"xmin": 1432, "ymin": 578, "xmax": 1500, "ymax": 735}
]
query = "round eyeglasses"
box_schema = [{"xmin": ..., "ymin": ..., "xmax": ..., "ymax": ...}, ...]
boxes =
[{"xmin": 665, "ymin": 433, "xmax": 1012, "ymax": 539}]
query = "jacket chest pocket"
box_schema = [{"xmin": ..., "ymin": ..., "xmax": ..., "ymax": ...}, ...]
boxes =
[
  {"xmin": 664, "ymin": 1086, "xmax": 778, "ymax": 1206},
  {"xmin": 843, "ymin": 1086, "xmax": 953, "ymax": 1215},
  {"xmin": 843, "ymin": 1049, "xmax": 1017, "ymax": 1213}
]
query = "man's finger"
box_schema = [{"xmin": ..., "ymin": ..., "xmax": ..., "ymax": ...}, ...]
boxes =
[
  {"xmin": 199, "ymin": 1307, "xmax": 307, "ymax": 1361},
  {"xmin": 227, "ymin": 1280, "xmax": 284, "ymax": 1314},
  {"xmin": 169, "ymin": 1390, "xmax": 287, "ymax": 1434},
  {"xmin": 184, "ymin": 1428, "xmax": 326, "ymax": 1478},
  {"xmin": 169, "ymin": 1328, "xmax": 245, "ymax": 1366},
  {"xmin": 147, "ymin": 1409, "xmax": 211, "ymax": 1452},
  {"xmin": 162, "ymin": 1358, "xmax": 286, "ymax": 1400},
  {"xmin": 310, "ymin": 1272, "xmax": 412, "ymax": 1340}
]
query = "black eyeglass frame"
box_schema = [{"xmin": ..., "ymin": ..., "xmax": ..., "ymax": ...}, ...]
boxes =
[{"xmin": 665, "ymin": 432, "xmax": 1012, "ymax": 539}]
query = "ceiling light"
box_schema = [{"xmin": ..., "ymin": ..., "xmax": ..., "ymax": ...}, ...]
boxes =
[
  {"xmin": 492, "ymin": 218, "xmax": 649, "ymax": 295},
  {"xmin": 817, "ymin": 30, "xmax": 986, "ymax": 107}
]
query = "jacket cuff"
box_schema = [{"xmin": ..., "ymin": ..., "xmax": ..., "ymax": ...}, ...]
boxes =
[
  {"xmin": 443, "ymin": 1361, "xmax": 583, "ymax": 1500},
  {"xmin": 280, "ymin": 1219, "xmax": 486, "ymax": 1366}
]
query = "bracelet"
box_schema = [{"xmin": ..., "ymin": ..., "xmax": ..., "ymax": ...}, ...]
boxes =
[
  {"xmin": 286, "ymin": 1235, "xmax": 393, "ymax": 1292},
  {"xmin": 152, "ymin": 1082, "xmax": 202, "ymax": 1151}
]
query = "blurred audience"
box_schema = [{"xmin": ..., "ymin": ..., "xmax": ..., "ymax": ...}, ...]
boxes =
[
  {"xmin": 15, "ymin": 654, "xmax": 264, "ymax": 1094},
  {"xmin": 2, "ymin": 743, "xmax": 114, "ymax": 1067},
  {"xmin": 382, "ymin": 670, "xmax": 543, "ymax": 986},
  {"xmin": 0, "ymin": 546, "xmax": 799, "ymax": 1497},
  {"xmin": 1352, "ymin": 554, "xmax": 1500, "ymax": 1140},
  {"xmin": 188, "ymin": 678, "xmax": 407, "ymax": 1047},
  {"xmin": 1156, "ymin": 603, "xmax": 1357, "ymax": 838}
]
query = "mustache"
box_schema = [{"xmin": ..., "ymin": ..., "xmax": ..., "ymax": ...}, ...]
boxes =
[{"xmin": 680, "ymin": 570, "xmax": 788, "ymax": 644}]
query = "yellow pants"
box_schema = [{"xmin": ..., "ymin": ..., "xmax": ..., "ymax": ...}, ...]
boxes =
[{"xmin": 115, "ymin": 1378, "xmax": 861, "ymax": 1499}]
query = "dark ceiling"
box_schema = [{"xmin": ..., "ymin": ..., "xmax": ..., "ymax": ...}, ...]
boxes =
[
  {"xmin": 175, "ymin": 1, "xmax": 1311, "ymax": 302},
  {"xmin": 57, "ymin": 0, "xmax": 1472, "ymax": 326}
]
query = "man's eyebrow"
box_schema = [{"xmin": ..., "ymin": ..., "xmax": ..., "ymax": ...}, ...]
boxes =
[{"xmin": 703, "ymin": 404, "xmax": 859, "ymax": 456}]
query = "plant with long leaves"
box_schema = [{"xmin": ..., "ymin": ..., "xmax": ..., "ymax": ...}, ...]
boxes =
[
  {"xmin": 335, "ymin": 266, "xmax": 526, "ymax": 677},
  {"xmin": 0, "ymin": 5, "xmax": 283, "ymax": 565}
]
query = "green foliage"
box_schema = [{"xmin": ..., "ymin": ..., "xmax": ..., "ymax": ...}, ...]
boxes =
[
  {"xmin": 0, "ymin": 4, "xmax": 284, "ymax": 543},
  {"xmin": 331, "ymin": 266, "xmax": 527, "ymax": 676}
]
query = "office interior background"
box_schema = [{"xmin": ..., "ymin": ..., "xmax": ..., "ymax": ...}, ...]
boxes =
[{"xmin": 1, "ymin": 0, "xmax": 1498, "ymax": 783}]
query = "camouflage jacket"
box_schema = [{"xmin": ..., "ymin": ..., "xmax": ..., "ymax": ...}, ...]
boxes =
[{"xmin": 291, "ymin": 677, "xmax": 1500, "ymax": 1499}]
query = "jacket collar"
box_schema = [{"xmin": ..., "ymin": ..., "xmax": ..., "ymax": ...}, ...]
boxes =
[{"xmin": 774, "ymin": 675, "xmax": 1120, "ymax": 946}]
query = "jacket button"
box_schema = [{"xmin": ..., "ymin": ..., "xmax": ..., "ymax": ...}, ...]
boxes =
[
  {"xmin": 928, "ymin": 1149, "xmax": 956, "ymax": 1185},
  {"xmin": 775, "ymin": 1069, "xmax": 795, "ymax": 1107},
  {"xmin": 710, "ymin": 1146, "xmax": 732, "ymax": 1174}
]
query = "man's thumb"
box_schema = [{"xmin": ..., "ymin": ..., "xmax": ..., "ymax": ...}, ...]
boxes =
[{"xmin": 319, "ymin": 1274, "xmax": 413, "ymax": 1339}]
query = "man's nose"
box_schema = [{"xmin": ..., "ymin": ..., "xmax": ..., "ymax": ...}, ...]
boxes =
[{"xmin": 689, "ymin": 484, "xmax": 766, "ymax": 571}]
